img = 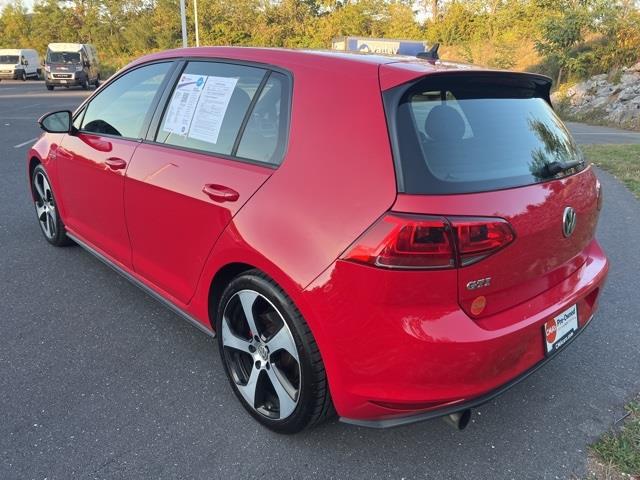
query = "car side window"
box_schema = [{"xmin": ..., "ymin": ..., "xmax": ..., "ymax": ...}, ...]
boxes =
[
  {"xmin": 156, "ymin": 61, "xmax": 266, "ymax": 156},
  {"xmin": 236, "ymin": 72, "xmax": 288, "ymax": 165},
  {"xmin": 80, "ymin": 62, "xmax": 171, "ymax": 139}
]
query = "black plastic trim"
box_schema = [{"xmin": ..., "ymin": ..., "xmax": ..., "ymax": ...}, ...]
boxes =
[
  {"xmin": 231, "ymin": 70, "xmax": 270, "ymax": 156},
  {"xmin": 340, "ymin": 314, "xmax": 594, "ymax": 429},
  {"xmin": 66, "ymin": 232, "xmax": 216, "ymax": 339},
  {"xmin": 144, "ymin": 60, "xmax": 186, "ymax": 141}
]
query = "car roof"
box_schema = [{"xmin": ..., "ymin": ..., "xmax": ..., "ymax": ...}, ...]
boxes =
[
  {"xmin": 126, "ymin": 46, "xmax": 550, "ymax": 92},
  {"xmin": 131, "ymin": 46, "xmax": 474, "ymax": 72}
]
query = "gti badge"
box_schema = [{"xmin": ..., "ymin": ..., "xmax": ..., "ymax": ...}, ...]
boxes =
[
  {"xmin": 466, "ymin": 277, "xmax": 491, "ymax": 290},
  {"xmin": 562, "ymin": 207, "xmax": 577, "ymax": 238}
]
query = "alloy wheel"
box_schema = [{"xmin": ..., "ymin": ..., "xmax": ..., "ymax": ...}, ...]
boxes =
[
  {"xmin": 221, "ymin": 289, "xmax": 301, "ymax": 420},
  {"xmin": 33, "ymin": 171, "xmax": 57, "ymax": 240}
]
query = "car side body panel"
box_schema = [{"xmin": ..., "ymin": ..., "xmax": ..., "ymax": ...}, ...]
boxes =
[
  {"xmin": 56, "ymin": 133, "xmax": 138, "ymax": 267},
  {"xmin": 124, "ymin": 143, "xmax": 273, "ymax": 304}
]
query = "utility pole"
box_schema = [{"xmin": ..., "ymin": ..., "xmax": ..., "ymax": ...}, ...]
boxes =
[
  {"xmin": 179, "ymin": 0, "xmax": 188, "ymax": 47},
  {"xmin": 194, "ymin": 0, "xmax": 200, "ymax": 47}
]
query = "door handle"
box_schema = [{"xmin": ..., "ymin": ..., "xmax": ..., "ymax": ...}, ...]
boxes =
[
  {"xmin": 105, "ymin": 157, "xmax": 127, "ymax": 170},
  {"xmin": 202, "ymin": 184, "xmax": 240, "ymax": 203}
]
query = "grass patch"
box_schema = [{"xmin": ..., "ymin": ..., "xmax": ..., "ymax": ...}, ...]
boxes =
[
  {"xmin": 581, "ymin": 144, "xmax": 640, "ymax": 199},
  {"xmin": 590, "ymin": 399, "xmax": 640, "ymax": 477}
]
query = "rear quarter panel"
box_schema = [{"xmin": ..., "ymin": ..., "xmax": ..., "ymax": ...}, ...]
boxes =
[{"xmin": 190, "ymin": 55, "xmax": 398, "ymax": 331}]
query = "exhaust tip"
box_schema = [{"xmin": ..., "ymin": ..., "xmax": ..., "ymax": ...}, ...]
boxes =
[{"xmin": 443, "ymin": 409, "xmax": 472, "ymax": 430}]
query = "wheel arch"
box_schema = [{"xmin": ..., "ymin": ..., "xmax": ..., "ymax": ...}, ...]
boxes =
[
  {"xmin": 207, "ymin": 262, "xmax": 256, "ymax": 327},
  {"xmin": 28, "ymin": 156, "xmax": 42, "ymax": 200},
  {"xmin": 196, "ymin": 227, "xmax": 318, "ymax": 339}
]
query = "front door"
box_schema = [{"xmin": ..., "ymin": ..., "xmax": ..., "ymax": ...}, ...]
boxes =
[{"xmin": 56, "ymin": 61, "xmax": 174, "ymax": 267}]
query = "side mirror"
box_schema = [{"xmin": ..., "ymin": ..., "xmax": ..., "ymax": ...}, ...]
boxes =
[
  {"xmin": 23, "ymin": 59, "xmax": 28, "ymax": 66},
  {"xmin": 84, "ymin": 61, "xmax": 91, "ymax": 68},
  {"xmin": 38, "ymin": 110, "xmax": 73, "ymax": 134}
]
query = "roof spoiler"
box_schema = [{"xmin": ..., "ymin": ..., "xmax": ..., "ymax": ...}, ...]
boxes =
[{"xmin": 416, "ymin": 43, "xmax": 439, "ymax": 63}]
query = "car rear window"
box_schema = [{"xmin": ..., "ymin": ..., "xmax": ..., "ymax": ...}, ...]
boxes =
[{"xmin": 385, "ymin": 74, "xmax": 585, "ymax": 194}]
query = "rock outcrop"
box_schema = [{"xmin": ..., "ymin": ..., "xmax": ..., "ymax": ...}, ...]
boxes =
[{"xmin": 552, "ymin": 61, "xmax": 640, "ymax": 130}]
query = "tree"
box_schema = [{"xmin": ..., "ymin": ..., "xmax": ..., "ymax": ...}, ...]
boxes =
[
  {"xmin": 0, "ymin": 1, "xmax": 30, "ymax": 48},
  {"xmin": 534, "ymin": 2, "xmax": 591, "ymax": 85}
]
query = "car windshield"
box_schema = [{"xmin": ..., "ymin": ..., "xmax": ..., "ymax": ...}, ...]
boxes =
[
  {"xmin": 47, "ymin": 51, "xmax": 81, "ymax": 64},
  {"xmin": 387, "ymin": 74, "xmax": 585, "ymax": 194},
  {"xmin": 0, "ymin": 55, "xmax": 19, "ymax": 64}
]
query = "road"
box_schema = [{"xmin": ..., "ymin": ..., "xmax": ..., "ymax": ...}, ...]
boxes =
[
  {"xmin": 566, "ymin": 121, "xmax": 640, "ymax": 145},
  {"xmin": 1, "ymin": 80, "xmax": 639, "ymax": 479}
]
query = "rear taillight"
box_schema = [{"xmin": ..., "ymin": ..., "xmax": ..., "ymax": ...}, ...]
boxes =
[
  {"xmin": 342, "ymin": 213, "xmax": 514, "ymax": 269},
  {"xmin": 453, "ymin": 218, "xmax": 515, "ymax": 266}
]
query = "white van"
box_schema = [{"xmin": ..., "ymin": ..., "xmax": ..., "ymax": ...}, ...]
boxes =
[{"xmin": 0, "ymin": 49, "xmax": 41, "ymax": 80}]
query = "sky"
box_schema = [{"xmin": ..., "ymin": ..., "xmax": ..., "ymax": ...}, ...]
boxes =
[{"xmin": 1, "ymin": 0, "xmax": 35, "ymax": 11}]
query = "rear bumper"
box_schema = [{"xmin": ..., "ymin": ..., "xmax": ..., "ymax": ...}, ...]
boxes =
[
  {"xmin": 302, "ymin": 239, "xmax": 609, "ymax": 426},
  {"xmin": 341, "ymin": 313, "xmax": 595, "ymax": 428}
]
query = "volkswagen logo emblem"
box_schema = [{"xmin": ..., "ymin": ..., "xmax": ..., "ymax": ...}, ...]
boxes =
[
  {"xmin": 562, "ymin": 207, "xmax": 577, "ymax": 237},
  {"xmin": 257, "ymin": 344, "xmax": 269, "ymax": 361}
]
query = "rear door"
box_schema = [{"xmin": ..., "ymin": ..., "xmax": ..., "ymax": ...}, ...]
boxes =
[
  {"xmin": 125, "ymin": 61, "xmax": 291, "ymax": 304},
  {"xmin": 384, "ymin": 72, "xmax": 601, "ymax": 320}
]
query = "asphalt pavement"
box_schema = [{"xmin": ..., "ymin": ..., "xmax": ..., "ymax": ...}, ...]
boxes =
[
  {"xmin": 566, "ymin": 121, "xmax": 640, "ymax": 145},
  {"xmin": 1, "ymin": 80, "xmax": 639, "ymax": 479}
]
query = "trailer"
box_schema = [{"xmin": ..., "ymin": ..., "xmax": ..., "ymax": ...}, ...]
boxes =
[{"xmin": 331, "ymin": 37, "xmax": 430, "ymax": 56}]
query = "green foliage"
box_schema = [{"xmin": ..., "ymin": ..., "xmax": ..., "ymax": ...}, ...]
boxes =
[
  {"xmin": 582, "ymin": 145, "xmax": 640, "ymax": 199},
  {"xmin": 0, "ymin": 1, "xmax": 31, "ymax": 47},
  {"xmin": 590, "ymin": 397, "xmax": 640, "ymax": 475},
  {"xmin": 0, "ymin": 0, "xmax": 638, "ymax": 81}
]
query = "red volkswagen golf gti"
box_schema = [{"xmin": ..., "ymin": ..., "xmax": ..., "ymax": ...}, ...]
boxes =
[{"xmin": 28, "ymin": 47, "xmax": 609, "ymax": 433}]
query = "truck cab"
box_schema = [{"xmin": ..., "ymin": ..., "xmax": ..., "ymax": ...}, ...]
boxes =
[
  {"xmin": 45, "ymin": 43, "xmax": 100, "ymax": 91},
  {"xmin": 0, "ymin": 49, "xmax": 41, "ymax": 81}
]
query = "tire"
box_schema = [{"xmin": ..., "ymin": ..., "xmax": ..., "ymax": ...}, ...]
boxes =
[
  {"xmin": 216, "ymin": 270, "xmax": 334, "ymax": 434},
  {"xmin": 21, "ymin": 70, "xmax": 26, "ymax": 81},
  {"xmin": 46, "ymin": 85, "xmax": 54, "ymax": 91},
  {"xmin": 81, "ymin": 78, "xmax": 89, "ymax": 90},
  {"xmin": 31, "ymin": 165, "xmax": 73, "ymax": 247},
  {"xmin": 94, "ymin": 75, "xmax": 100, "ymax": 88}
]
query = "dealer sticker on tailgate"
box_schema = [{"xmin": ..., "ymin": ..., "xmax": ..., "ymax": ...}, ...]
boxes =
[{"xmin": 544, "ymin": 304, "xmax": 579, "ymax": 355}]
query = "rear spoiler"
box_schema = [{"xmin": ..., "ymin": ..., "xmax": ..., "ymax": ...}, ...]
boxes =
[{"xmin": 380, "ymin": 67, "xmax": 553, "ymax": 105}]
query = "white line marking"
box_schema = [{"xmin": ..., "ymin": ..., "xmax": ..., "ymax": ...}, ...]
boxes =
[
  {"xmin": 13, "ymin": 137, "xmax": 38, "ymax": 148},
  {"xmin": 573, "ymin": 132, "xmax": 640, "ymax": 135}
]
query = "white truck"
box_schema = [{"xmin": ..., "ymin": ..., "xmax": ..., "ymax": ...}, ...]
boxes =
[{"xmin": 0, "ymin": 49, "xmax": 41, "ymax": 80}]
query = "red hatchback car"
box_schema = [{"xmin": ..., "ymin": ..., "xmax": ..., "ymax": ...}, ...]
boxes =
[{"xmin": 29, "ymin": 47, "xmax": 609, "ymax": 433}]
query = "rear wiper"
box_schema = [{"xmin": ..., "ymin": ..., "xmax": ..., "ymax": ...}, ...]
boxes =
[{"xmin": 541, "ymin": 160, "xmax": 583, "ymax": 178}]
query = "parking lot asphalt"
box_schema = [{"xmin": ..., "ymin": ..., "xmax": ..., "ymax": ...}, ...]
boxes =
[{"xmin": 1, "ymin": 80, "xmax": 639, "ymax": 479}]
